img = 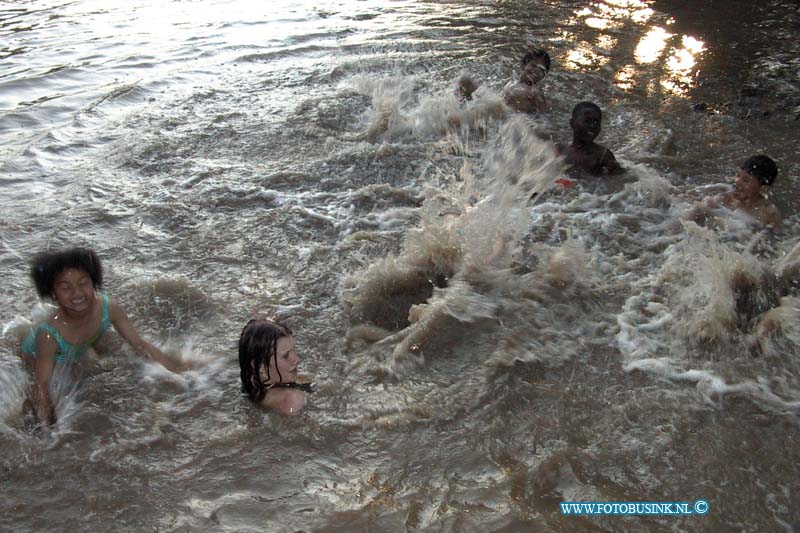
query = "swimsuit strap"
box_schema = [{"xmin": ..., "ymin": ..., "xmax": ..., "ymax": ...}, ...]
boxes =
[
  {"xmin": 267, "ymin": 382, "xmax": 317, "ymax": 394},
  {"xmin": 37, "ymin": 323, "xmax": 72, "ymax": 355},
  {"xmin": 22, "ymin": 294, "xmax": 113, "ymax": 362},
  {"xmin": 83, "ymin": 293, "xmax": 112, "ymax": 346},
  {"xmin": 38, "ymin": 323, "xmax": 86, "ymax": 362},
  {"xmin": 100, "ymin": 292, "xmax": 111, "ymax": 331}
]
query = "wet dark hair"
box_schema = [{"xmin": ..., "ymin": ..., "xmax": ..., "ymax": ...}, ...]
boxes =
[
  {"xmin": 521, "ymin": 48, "xmax": 551, "ymax": 72},
  {"xmin": 239, "ymin": 318, "xmax": 293, "ymax": 403},
  {"xmin": 30, "ymin": 247, "xmax": 103, "ymax": 299},
  {"xmin": 740, "ymin": 154, "xmax": 778, "ymax": 186},
  {"xmin": 571, "ymin": 101, "xmax": 601, "ymax": 119}
]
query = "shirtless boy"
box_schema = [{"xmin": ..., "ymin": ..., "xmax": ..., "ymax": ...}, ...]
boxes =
[
  {"xmin": 503, "ymin": 49, "xmax": 550, "ymax": 114},
  {"xmin": 698, "ymin": 154, "xmax": 781, "ymax": 227},
  {"xmin": 557, "ymin": 101, "xmax": 624, "ymax": 178}
]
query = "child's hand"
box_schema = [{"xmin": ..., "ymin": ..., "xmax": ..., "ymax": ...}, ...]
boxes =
[
  {"xmin": 687, "ymin": 204, "xmax": 709, "ymax": 224},
  {"xmin": 169, "ymin": 359, "xmax": 204, "ymax": 372},
  {"xmin": 156, "ymin": 357, "xmax": 183, "ymax": 373},
  {"xmin": 486, "ymin": 233, "xmax": 507, "ymax": 266}
]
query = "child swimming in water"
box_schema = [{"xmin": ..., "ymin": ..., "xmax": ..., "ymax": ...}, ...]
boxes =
[
  {"xmin": 21, "ymin": 247, "xmax": 179, "ymax": 425},
  {"xmin": 697, "ymin": 154, "xmax": 781, "ymax": 227},
  {"xmin": 557, "ymin": 101, "xmax": 624, "ymax": 178},
  {"xmin": 455, "ymin": 74, "xmax": 480, "ymax": 103},
  {"xmin": 503, "ymin": 49, "xmax": 550, "ymax": 114},
  {"xmin": 238, "ymin": 318, "xmax": 313, "ymax": 416}
]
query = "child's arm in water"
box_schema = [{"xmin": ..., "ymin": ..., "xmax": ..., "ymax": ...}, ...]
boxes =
[
  {"xmin": 109, "ymin": 300, "xmax": 179, "ymax": 372},
  {"xmin": 601, "ymin": 148, "xmax": 624, "ymax": 175},
  {"xmin": 485, "ymin": 232, "xmax": 508, "ymax": 266},
  {"xmin": 761, "ymin": 204, "xmax": 782, "ymax": 227},
  {"xmin": 33, "ymin": 331, "xmax": 58, "ymax": 425},
  {"xmin": 687, "ymin": 193, "xmax": 727, "ymax": 224}
]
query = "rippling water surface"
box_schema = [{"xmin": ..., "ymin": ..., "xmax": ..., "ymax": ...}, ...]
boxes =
[{"xmin": 2, "ymin": 0, "xmax": 800, "ymax": 530}]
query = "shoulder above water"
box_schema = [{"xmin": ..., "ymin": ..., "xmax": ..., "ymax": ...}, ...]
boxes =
[{"xmin": 262, "ymin": 387, "xmax": 307, "ymax": 416}]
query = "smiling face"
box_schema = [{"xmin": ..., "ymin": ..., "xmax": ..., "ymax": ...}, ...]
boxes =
[
  {"xmin": 520, "ymin": 58, "xmax": 548, "ymax": 86},
  {"xmin": 732, "ymin": 168, "xmax": 765, "ymax": 203},
  {"xmin": 51, "ymin": 267, "xmax": 95, "ymax": 314},
  {"xmin": 570, "ymin": 107, "xmax": 602, "ymax": 143},
  {"xmin": 265, "ymin": 335, "xmax": 300, "ymax": 384}
]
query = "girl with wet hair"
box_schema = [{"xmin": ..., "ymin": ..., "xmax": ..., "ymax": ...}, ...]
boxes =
[
  {"xmin": 238, "ymin": 318, "xmax": 312, "ymax": 416},
  {"xmin": 21, "ymin": 247, "xmax": 180, "ymax": 426}
]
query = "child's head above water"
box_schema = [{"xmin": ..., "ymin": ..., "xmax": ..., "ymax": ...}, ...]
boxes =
[
  {"xmin": 570, "ymin": 101, "xmax": 603, "ymax": 142},
  {"xmin": 740, "ymin": 154, "xmax": 778, "ymax": 186},
  {"xmin": 455, "ymin": 74, "xmax": 479, "ymax": 102},
  {"xmin": 521, "ymin": 49, "xmax": 551, "ymax": 71},
  {"xmin": 239, "ymin": 318, "xmax": 297, "ymax": 403},
  {"xmin": 571, "ymin": 101, "xmax": 600, "ymax": 119},
  {"xmin": 519, "ymin": 48, "xmax": 550, "ymax": 85},
  {"xmin": 730, "ymin": 154, "xmax": 779, "ymax": 206},
  {"xmin": 30, "ymin": 247, "xmax": 103, "ymax": 300}
]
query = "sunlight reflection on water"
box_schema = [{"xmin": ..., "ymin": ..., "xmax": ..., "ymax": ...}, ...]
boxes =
[{"xmin": 564, "ymin": 0, "xmax": 706, "ymax": 97}]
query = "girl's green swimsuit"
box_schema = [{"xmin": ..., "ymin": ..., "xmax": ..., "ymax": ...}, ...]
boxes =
[{"xmin": 21, "ymin": 293, "xmax": 112, "ymax": 363}]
